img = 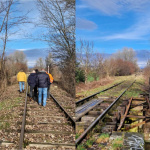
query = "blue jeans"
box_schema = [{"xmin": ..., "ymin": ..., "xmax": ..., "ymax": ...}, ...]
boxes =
[
  {"xmin": 38, "ymin": 88, "xmax": 47, "ymax": 106},
  {"xmin": 19, "ymin": 82, "xmax": 25, "ymax": 92}
]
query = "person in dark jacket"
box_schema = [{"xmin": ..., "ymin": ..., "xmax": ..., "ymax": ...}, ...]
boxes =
[
  {"xmin": 27, "ymin": 70, "xmax": 37, "ymax": 100},
  {"xmin": 36, "ymin": 69, "xmax": 50, "ymax": 107}
]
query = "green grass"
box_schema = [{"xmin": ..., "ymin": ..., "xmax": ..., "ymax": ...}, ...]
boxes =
[
  {"xmin": 77, "ymin": 137, "xmax": 95, "ymax": 149},
  {"xmin": 0, "ymin": 122, "xmax": 10, "ymax": 130},
  {"xmin": 77, "ymin": 75, "xmax": 132, "ymax": 97},
  {"xmin": 88, "ymin": 75, "xmax": 95, "ymax": 82},
  {"xmin": 76, "ymin": 133, "xmax": 80, "ymax": 139},
  {"xmin": 98, "ymin": 133, "xmax": 109, "ymax": 138},
  {"xmin": 85, "ymin": 139, "xmax": 94, "ymax": 148},
  {"xmin": 123, "ymin": 75, "xmax": 145, "ymax": 98},
  {"xmin": 77, "ymin": 144, "xmax": 86, "ymax": 150},
  {"xmin": 77, "ymin": 75, "xmax": 145, "ymax": 99},
  {"xmin": 0, "ymin": 97, "xmax": 23, "ymax": 130},
  {"xmin": 111, "ymin": 137, "xmax": 123, "ymax": 150},
  {"xmin": 0, "ymin": 97, "xmax": 22, "ymax": 111}
]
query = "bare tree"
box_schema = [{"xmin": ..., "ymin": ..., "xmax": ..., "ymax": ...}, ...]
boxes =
[
  {"xmin": 6, "ymin": 50, "xmax": 28, "ymax": 75},
  {"xmin": 9, "ymin": 50, "xmax": 27, "ymax": 64},
  {"xmin": 114, "ymin": 47, "xmax": 137, "ymax": 64},
  {"xmin": 0, "ymin": 0, "xmax": 29, "ymax": 87},
  {"xmin": 77, "ymin": 39, "xmax": 93, "ymax": 84},
  {"xmin": 91, "ymin": 52, "xmax": 104, "ymax": 81},
  {"xmin": 37, "ymin": 0, "xmax": 75, "ymax": 97},
  {"xmin": 34, "ymin": 57, "xmax": 45, "ymax": 70}
]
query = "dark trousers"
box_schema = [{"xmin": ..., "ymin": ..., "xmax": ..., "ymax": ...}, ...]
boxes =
[{"xmin": 30, "ymin": 86, "xmax": 37, "ymax": 99}]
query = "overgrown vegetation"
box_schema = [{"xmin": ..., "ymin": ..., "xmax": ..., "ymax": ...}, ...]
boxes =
[
  {"xmin": 111, "ymin": 137, "xmax": 123, "ymax": 150},
  {"xmin": 0, "ymin": 0, "xmax": 29, "ymax": 89},
  {"xmin": 76, "ymin": 46, "xmax": 139, "ymax": 84}
]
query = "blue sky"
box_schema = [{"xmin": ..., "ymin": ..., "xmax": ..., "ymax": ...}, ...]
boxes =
[
  {"xmin": 6, "ymin": 0, "xmax": 48, "ymax": 49},
  {"xmin": 3, "ymin": 0, "xmax": 150, "ymax": 68},
  {"xmin": 1, "ymin": 0, "xmax": 49, "ymax": 67},
  {"xmin": 76, "ymin": 0, "xmax": 150, "ymax": 56}
]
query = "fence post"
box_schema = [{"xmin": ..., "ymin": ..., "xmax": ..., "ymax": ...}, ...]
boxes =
[{"xmin": 48, "ymin": 65, "xmax": 49, "ymax": 74}]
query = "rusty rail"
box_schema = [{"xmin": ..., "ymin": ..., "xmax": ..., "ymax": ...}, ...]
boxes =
[
  {"xmin": 19, "ymin": 84, "xmax": 28, "ymax": 150},
  {"xmin": 50, "ymin": 94, "xmax": 75, "ymax": 128},
  {"xmin": 76, "ymin": 81, "xmax": 125, "ymax": 106},
  {"xmin": 76, "ymin": 80, "xmax": 135, "ymax": 146}
]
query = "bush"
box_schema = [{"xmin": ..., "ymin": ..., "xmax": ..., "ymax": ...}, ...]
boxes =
[{"xmin": 75, "ymin": 68, "xmax": 85, "ymax": 83}]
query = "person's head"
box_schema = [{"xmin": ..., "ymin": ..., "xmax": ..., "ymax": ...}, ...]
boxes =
[
  {"xmin": 32, "ymin": 70, "xmax": 36, "ymax": 73},
  {"xmin": 41, "ymin": 68, "xmax": 45, "ymax": 72},
  {"xmin": 35, "ymin": 69, "xmax": 39, "ymax": 73},
  {"xmin": 20, "ymin": 69, "xmax": 23, "ymax": 72}
]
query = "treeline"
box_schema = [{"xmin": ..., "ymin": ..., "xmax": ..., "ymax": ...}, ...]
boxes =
[
  {"xmin": 76, "ymin": 40, "xmax": 138, "ymax": 83},
  {"xmin": 143, "ymin": 60, "xmax": 150, "ymax": 84},
  {"xmin": 0, "ymin": 0, "xmax": 29, "ymax": 89},
  {"xmin": 0, "ymin": 51, "xmax": 28, "ymax": 88}
]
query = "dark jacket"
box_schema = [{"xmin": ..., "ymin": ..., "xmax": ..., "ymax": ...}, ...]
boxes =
[
  {"xmin": 36, "ymin": 71, "xmax": 50, "ymax": 88},
  {"xmin": 27, "ymin": 73, "xmax": 37, "ymax": 87}
]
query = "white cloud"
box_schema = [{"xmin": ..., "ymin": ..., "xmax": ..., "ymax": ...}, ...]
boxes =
[
  {"xmin": 81, "ymin": 0, "xmax": 150, "ymax": 16},
  {"xmin": 103, "ymin": 15, "xmax": 150, "ymax": 40},
  {"xmin": 6, "ymin": 0, "xmax": 41, "ymax": 40},
  {"xmin": 27, "ymin": 60, "xmax": 36, "ymax": 68},
  {"xmin": 76, "ymin": 4, "xmax": 88, "ymax": 9},
  {"xmin": 137, "ymin": 61, "xmax": 147, "ymax": 68},
  {"xmin": 16, "ymin": 49, "xmax": 27, "ymax": 51},
  {"xmin": 76, "ymin": 18, "xmax": 98, "ymax": 30}
]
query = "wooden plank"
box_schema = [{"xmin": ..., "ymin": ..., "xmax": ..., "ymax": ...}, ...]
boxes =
[
  {"xmin": 29, "ymin": 142, "xmax": 75, "ymax": 149},
  {"xmin": 124, "ymin": 121, "xmax": 146, "ymax": 131},
  {"xmin": 25, "ymin": 130, "xmax": 73, "ymax": 135},
  {"xmin": 126, "ymin": 115, "xmax": 145, "ymax": 119},
  {"xmin": 131, "ymin": 101, "xmax": 146, "ymax": 107},
  {"xmin": 117, "ymin": 97, "xmax": 133, "ymax": 130},
  {"xmin": 146, "ymin": 97, "xmax": 150, "ymax": 109},
  {"xmin": 132, "ymin": 98, "xmax": 145, "ymax": 100}
]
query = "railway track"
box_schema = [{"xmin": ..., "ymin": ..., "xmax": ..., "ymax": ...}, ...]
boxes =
[
  {"xmin": 75, "ymin": 80, "xmax": 137, "ymax": 148},
  {"xmin": 0, "ymin": 85, "xmax": 75, "ymax": 150},
  {"xmin": 76, "ymin": 81, "xmax": 124, "ymax": 106}
]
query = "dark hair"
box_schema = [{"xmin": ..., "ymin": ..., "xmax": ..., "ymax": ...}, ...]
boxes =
[{"xmin": 35, "ymin": 69, "xmax": 39, "ymax": 73}]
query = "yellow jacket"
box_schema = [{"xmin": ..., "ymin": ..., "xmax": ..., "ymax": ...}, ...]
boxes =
[
  {"xmin": 17, "ymin": 72, "xmax": 27, "ymax": 82},
  {"xmin": 46, "ymin": 72, "xmax": 54, "ymax": 83}
]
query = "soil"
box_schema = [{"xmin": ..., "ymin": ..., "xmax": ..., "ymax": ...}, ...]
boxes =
[{"xmin": 76, "ymin": 77, "xmax": 114, "ymax": 94}]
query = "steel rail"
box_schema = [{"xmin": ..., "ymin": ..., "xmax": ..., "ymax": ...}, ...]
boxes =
[
  {"xmin": 50, "ymin": 93, "xmax": 75, "ymax": 128},
  {"xmin": 76, "ymin": 81, "xmax": 125, "ymax": 105},
  {"xmin": 19, "ymin": 84, "xmax": 28, "ymax": 150},
  {"xmin": 75, "ymin": 80, "xmax": 135, "ymax": 146}
]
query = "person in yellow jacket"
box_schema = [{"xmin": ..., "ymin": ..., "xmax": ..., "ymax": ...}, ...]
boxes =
[
  {"xmin": 46, "ymin": 72, "xmax": 54, "ymax": 98},
  {"xmin": 17, "ymin": 70, "xmax": 27, "ymax": 93}
]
